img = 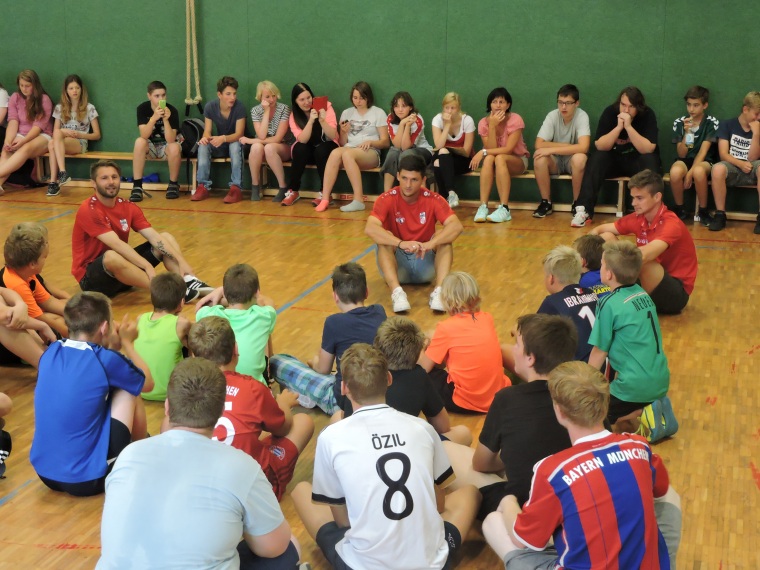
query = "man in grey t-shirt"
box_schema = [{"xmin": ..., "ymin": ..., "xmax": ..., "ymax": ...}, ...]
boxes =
[
  {"xmin": 97, "ymin": 358, "xmax": 301, "ymax": 570},
  {"xmin": 533, "ymin": 84, "xmax": 591, "ymax": 218}
]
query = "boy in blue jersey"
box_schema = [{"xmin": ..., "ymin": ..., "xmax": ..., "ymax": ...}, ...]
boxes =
[
  {"xmin": 573, "ymin": 234, "xmax": 610, "ymax": 299},
  {"xmin": 537, "ymin": 245, "xmax": 597, "ymax": 362},
  {"xmin": 482, "ymin": 361, "xmax": 680, "ymax": 569},
  {"xmin": 30, "ymin": 292, "xmax": 153, "ymax": 496},
  {"xmin": 588, "ymin": 241, "xmax": 669, "ymax": 428}
]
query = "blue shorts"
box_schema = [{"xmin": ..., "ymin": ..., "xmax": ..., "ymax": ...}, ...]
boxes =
[{"xmin": 377, "ymin": 246, "xmax": 436, "ymax": 285}]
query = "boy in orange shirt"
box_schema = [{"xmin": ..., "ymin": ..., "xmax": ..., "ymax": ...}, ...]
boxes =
[
  {"xmin": 419, "ymin": 271, "xmax": 509, "ymax": 413},
  {"xmin": 2, "ymin": 222, "xmax": 67, "ymax": 337}
]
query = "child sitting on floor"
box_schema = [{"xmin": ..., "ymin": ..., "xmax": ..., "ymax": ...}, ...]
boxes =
[
  {"xmin": 374, "ymin": 316, "xmax": 471, "ymax": 445},
  {"xmin": 188, "ymin": 316, "xmax": 314, "ymax": 501},
  {"xmin": 135, "ymin": 272, "xmax": 191, "ymax": 401},
  {"xmin": 2, "ymin": 222, "xmax": 67, "ymax": 336},
  {"xmin": 573, "ymin": 234, "xmax": 611, "ymax": 298},
  {"xmin": 269, "ymin": 262, "xmax": 386, "ymax": 415},
  {"xmin": 420, "ymin": 271, "xmax": 509, "ymax": 413},
  {"xmin": 196, "ymin": 263, "xmax": 276, "ymax": 386}
]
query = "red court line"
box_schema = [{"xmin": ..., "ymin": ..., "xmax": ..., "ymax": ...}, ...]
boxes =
[
  {"xmin": 3, "ymin": 196, "xmax": 760, "ymax": 244},
  {"xmin": 0, "ymin": 539, "xmax": 100, "ymax": 551}
]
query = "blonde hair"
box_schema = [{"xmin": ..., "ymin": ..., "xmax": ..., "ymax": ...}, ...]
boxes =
[
  {"xmin": 743, "ymin": 91, "xmax": 760, "ymax": 111},
  {"xmin": 374, "ymin": 316, "xmax": 425, "ymax": 370},
  {"xmin": 4, "ymin": 222, "xmax": 48, "ymax": 269},
  {"xmin": 340, "ymin": 343, "xmax": 389, "ymax": 403},
  {"xmin": 441, "ymin": 271, "xmax": 480, "ymax": 315},
  {"xmin": 441, "ymin": 92, "xmax": 462, "ymax": 112},
  {"xmin": 60, "ymin": 74, "xmax": 89, "ymax": 124},
  {"xmin": 188, "ymin": 316, "xmax": 235, "ymax": 366},
  {"xmin": 543, "ymin": 245, "xmax": 582, "ymax": 286},
  {"xmin": 602, "ymin": 241, "xmax": 642, "ymax": 286},
  {"xmin": 256, "ymin": 80, "xmax": 281, "ymax": 101},
  {"xmin": 548, "ymin": 361, "xmax": 609, "ymax": 428}
]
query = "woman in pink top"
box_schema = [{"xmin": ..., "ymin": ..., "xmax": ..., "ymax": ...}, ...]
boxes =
[
  {"xmin": 470, "ymin": 87, "xmax": 530, "ymax": 224},
  {"xmin": 0, "ymin": 70, "xmax": 53, "ymax": 196},
  {"xmin": 281, "ymin": 82, "xmax": 339, "ymax": 207}
]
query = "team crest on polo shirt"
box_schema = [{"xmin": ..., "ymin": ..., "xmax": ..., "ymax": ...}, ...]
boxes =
[
  {"xmin": 120, "ymin": 219, "xmax": 128, "ymax": 232},
  {"xmin": 395, "ymin": 212, "xmax": 405, "ymax": 224},
  {"xmin": 419, "ymin": 212, "xmax": 426, "ymax": 224}
]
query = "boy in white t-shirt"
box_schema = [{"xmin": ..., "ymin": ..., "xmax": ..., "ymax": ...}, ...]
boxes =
[
  {"xmin": 533, "ymin": 84, "xmax": 591, "ymax": 219},
  {"xmin": 291, "ymin": 343, "xmax": 479, "ymax": 570}
]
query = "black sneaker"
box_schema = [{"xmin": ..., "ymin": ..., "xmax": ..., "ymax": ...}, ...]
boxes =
[
  {"xmin": 697, "ymin": 208, "xmax": 713, "ymax": 226},
  {"xmin": 533, "ymin": 199, "xmax": 553, "ymax": 218},
  {"xmin": 57, "ymin": 171, "xmax": 71, "ymax": 186},
  {"xmin": 46, "ymin": 182, "xmax": 61, "ymax": 197},
  {"xmin": 708, "ymin": 211, "xmax": 727, "ymax": 232},
  {"xmin": 130, "ymin": 186, "xmax": 144, "ymax": 203},
  {"xmin": 754, "ymin": 214, "xmax": 760, "ymax": 235},
  {"xmin": 184, "ymin": 277, "xmax": 215, "ymax": 303},
  {"xmin": 166, "ymin": 182, "xmax": 180, "ymax": 200},
  {"xmin": 673, "ymin": 205, "xmax": 689, "ymax": 221},
  {"xmin": 0, "ymin": 429, "xmax": 11, "ymax": 478}
]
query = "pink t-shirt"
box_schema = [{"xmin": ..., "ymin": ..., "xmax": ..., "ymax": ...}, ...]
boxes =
[
  {"xmin": 7, "ymin": 92, "xmax": 53, "ymax": 136},
  {"xmin": 288, "ymin": 101, "xmax": 339, "ymax": 146},
  {"xmin": 477, "ymin": 112, "xmax": 530, "ymax": 158}
]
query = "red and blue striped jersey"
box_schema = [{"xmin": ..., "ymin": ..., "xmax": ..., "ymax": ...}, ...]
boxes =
[{"xmin": 514, "ymin": 431, "xmax": 670, "ymax": 569}]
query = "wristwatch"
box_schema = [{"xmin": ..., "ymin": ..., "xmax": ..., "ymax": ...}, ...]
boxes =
[{"xmin": 482, "ymin": 149, "xmax": 488, "ymax": 156}]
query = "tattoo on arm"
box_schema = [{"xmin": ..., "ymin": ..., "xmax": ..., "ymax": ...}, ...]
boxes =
[{"xmin": 155, "ymin": 240, "xmax": 176, "ymax": 261}]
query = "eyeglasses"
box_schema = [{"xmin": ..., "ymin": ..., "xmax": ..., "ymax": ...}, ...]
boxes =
[{"xmin": 557, "ymin": 100, "xmax": 577, "ymax": 107}]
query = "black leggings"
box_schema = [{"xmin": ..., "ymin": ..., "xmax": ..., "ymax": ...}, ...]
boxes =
[
  {"xmin": 577, "ymin": 150, "xmax": 661, "ymax": 217},
  {"xmin": 290, "ymin": 140, "xmax": 338, "ymax": 191},
  {"xmin": 432, "ymin": 151, "xmax": 471, "ymax": 194}
]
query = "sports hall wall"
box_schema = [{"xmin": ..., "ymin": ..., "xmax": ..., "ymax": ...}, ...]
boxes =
[{"xmin": 1, "ymin": 0, "xmax": 757, "ymax": 210}]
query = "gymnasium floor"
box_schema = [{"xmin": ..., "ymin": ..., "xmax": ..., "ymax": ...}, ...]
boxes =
[{"xmin": 0, "ymin": 182, "xmax": 758, "ymax": 569}]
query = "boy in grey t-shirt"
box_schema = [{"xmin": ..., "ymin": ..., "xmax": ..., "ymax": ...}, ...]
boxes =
[
  {"xmin": 191, "ymin": 76, "xmax": 247, "ymax": 204},
  {"xmin": 533, "ymin": 84, "xmax": 591, "ymax": 218}
]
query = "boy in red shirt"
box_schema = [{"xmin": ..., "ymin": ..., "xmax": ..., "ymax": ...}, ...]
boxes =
[{"xmin": 188, "ymin": 316, "xmax": 313, "ymax": 501}]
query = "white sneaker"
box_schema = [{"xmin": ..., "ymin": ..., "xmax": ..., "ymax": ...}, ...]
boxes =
[
  {"xmin": 487, "ymin": 205, "xmax": 512, "ymax": 223},
  {"xmin": 571, "ymin": 206, "xmax": 590, "ymax": 228},
  {"xmin": 447, "ymin": 191, "xmax": 460, "ymax": 208},
  {"xmin": 391, "ymin": 287, "xmax": 411, "ymax": 313},
  {"xmin": 474, "ymin": 204, "xmax": 488, "ymax": 223},
  {"xmin": 429, "ymin": 286, "xmax": 445, "ymax": 311}
]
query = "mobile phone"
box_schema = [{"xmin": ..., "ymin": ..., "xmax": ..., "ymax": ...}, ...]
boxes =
[
  {"xmin": 158, "ymin": 99, "xmax": 167, "ymax": 109},
  {"xmin": 312, "ymin": 96, "xmax": 329, "ymax": 112}
]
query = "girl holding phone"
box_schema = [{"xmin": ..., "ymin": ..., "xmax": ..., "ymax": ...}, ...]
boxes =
[
  {"xmin": 315, "ymin": 81, "xmax": 389, "ymax": 212},
  {"xmin": 281, "ymin": 83, "xmax": 339, "ymax": 207},
  {"xmin": 470, "ymin": 86, "xmax": 529, "ymax": 223},
  {"xmin": 0, "ymin": 70, "xmax": 52, "ymax": 196},
  {"xmin": 431, "ymin": 92, "xmax": 476, "ymax": 209},
  {"xmin": 380, "ymin": 91, "xmax": 433, "ymax": 192},
  {"xmin": 46, "ymin": 75, "xmax": 101, "ymax": 197}
]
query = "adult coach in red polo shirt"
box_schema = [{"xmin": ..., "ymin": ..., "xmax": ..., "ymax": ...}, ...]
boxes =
[
  {"xmin": 590, "ymin": 169, "xmax": 697, "ymax": 314},
  {"xmin": 71, "ymin": 160, "xmax": 212, "ymax": 301},
  {"xmin": 365, "ymin": 154, "xmax": 463, "ymax": 313}
]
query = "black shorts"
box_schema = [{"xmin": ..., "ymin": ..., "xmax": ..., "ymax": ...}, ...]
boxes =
[
  {"xmin": 607, "ymin": 395, "xmax": 652, "ymax": 425},
  {"xmin": 237, "ymin": 539, "xmax": 299, "ymax": 570},
  {"xmin": 649, "ymin": 272, "xmax": 689, "ymax": 315},
  {"xmin": 316, "ymin": 520, "xmax": 461, "ymax": 570},
  {"xmin": 428, "ymin": 368, "xmax": 482, "ymax": 415},
  {"xmin": 38, "ymin": 418, "xmax": 131, "ymax": 497},
  {"xmin": 79, "ymin": 242, "xmax": 160, "ymax": 298},
  {"xmin": 478, "ymin": 480, "xmax": 527, "ymax": 521}
]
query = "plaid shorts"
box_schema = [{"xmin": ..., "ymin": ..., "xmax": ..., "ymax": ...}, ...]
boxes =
[{"xmin": 269, "ymin": 354, "xmax": 337, "ymax": 414}]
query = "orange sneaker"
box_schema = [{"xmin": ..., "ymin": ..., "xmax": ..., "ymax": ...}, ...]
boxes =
[
  {"xmin": 281, "ymin": 190, "xmax": 300, "ymax": 206},
  {"xmin": 191, "ymin": 183, "xmax": 209, "ymax": 202},
  {"xmin": 223, "ymin": 185, "xmax": 243, "ymax": 204}
]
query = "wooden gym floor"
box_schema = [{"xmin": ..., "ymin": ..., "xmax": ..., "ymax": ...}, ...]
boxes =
[{"xmin": 0, "ymin": 183, "xmax": 758, "ymax": 569}]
